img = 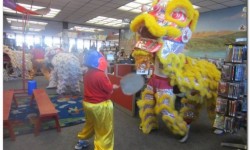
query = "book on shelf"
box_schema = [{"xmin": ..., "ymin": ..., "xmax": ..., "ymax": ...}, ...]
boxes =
[
  {"xmin": 225, "ymin": 45, "xmax": 233, "ymax": 62},
  {"xmin": 213, "ymin": 114, "xmax": 225, "ymax": 129},
  {"xmin": 221, "ymin": 64, "xmax": 232, "ymax": 80},
  {"xmin": 242, "ymin": 46, "xmax": 247, "ymax": 61},
  {"xmin": 218, "ymin": 81, "xmax": 229, "ymax": 97},
  {"xmin": 234, "ymin": 65, "xmax": 244, "ymax": 81},
  {"xmin": 228, "ymin": 100, "xmax": 237, "ymax": 117},
  {"xmin": 225, "ymin": 45, "xmax": 244, "ymax": 63},
  {"xmin": 215, "ymin": 97, "xmax": 228, "ymax": 114},
  {"xmin": 239, "ymin": 82, "xmax": 247, "ymax": 96},
  {"xmin": 241, "ymin": 97, "xmax": 247, "ymax": 112},
  {"xmin": 228, "ymin": 83, "xmax": 240, "ymax": 99},
  {"xmin": 224, "ymin": 116, "xmax": 235, "ymax": 133},
  {"xmin": 243, "ymin": 82, "xmax": 247, "ymax": 96}
]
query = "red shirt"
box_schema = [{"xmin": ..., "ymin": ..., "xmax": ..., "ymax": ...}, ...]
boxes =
[{"xmin": 84, "ymin": 68, "xmax": 113, "ymax": 103}]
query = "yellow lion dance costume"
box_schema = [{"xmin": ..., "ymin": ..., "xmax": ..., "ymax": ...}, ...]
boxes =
[{"xmin": 130, "ymin": 0, "xmax": 221, "ymax": 142}]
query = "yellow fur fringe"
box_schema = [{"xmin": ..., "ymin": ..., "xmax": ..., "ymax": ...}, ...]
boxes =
[{"xmin": 130, "ymin": 13, "xmax": 181, "ymax": 38}]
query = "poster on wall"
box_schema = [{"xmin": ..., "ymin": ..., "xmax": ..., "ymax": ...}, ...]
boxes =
[{"xmin": 184, "ymin": 5, "xmax": 247, "ymax": 59}]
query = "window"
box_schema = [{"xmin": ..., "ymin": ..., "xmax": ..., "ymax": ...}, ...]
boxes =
[
  {"xmin": 15, "ymin": 34, "xmax": 24, "ymax": 47},
  {"xmin": 34, "ymin": 36, "xmax": 41, "ymax": 45},
  {"xmin": 97, "ymin": 40, "xmax": 102, "ymax": 51},
  {"xmin": 25, "ymin": 35, "xmax": 34, "ymax": 48},
  {"xmin": 44, "ymin": 36, "xmax": 52, "ymax": 47},
  {"xmin": 53, "ymin": 37, "xmax": 60, "ymax": 47},
  {"xmin": 69, "ymin": 38, "xmax": 76, "ymax": 52},
  {"xmin": 77, "ymin": 39, "xmax": 83, "ymax": 51},
  {"xmin": 83, "ymin": 40, "xmax": 90, "ymax": 50}
]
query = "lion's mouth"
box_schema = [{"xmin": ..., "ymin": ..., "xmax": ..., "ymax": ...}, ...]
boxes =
[
  {"xmin": 134, "ymin": 25, "xmax": 163, "ymax": 53},
  {"xmin": 138, "ymin": 26, "xmax": 158, "ymax": 39}
]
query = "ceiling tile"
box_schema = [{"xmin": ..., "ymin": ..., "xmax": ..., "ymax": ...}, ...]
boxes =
[
  {"xmin": 70, "ymin": 0, "xmax": 89, "ymax": 3},
  {"xmin": 103, "ymin": 2, "xmax": 123, "ymax": 8},
  {"xmin": 95, "ymin": 7, "xmax": 113, "ymax": 12},
  {"xmin": 32, "ymin": 1, "xmax": 50, "ymax": 7},
  {"xmin": 198, "ymin": 7, "xmax": 212, "ymax": 13},
  {"xmin": 206, "ymin": 3, "xmax": 227, "ymax": 10},
  {"xmin": 196, "ymin": 1, "xmax": 217, "ymax": 7},
  {"xmin": 103, "ymin": 11, "xmax": 117, "ymax": 17},
  {"xmin": 75, "ymin": 8, "xmax": 93, "ymax": 13},
  {"xmin": 66, "ymin": 2, "xmax": 84, "ymax": 9},
  {"xmin": 89, "ymin": 0, "xmax": 107, "ymax": 5},
  {"xmin": 211, "ymin": 0, "xmax": 234, "ymax": 3},
  {"xmin": 50, "ymin": 3, "xmax": 68, "ymax": 9},
  {"xmin": 223, "ymin": 0, "xmax": 245, "ymax": 6},
  {"xmin": 81, "ymin": 3, "xmax": 101, "ymax": 10},
  {"xmin": 4, "ymin": 0, "xmax": 247, "ymax": 30},
  {"xmin": 190, "ymin": 0, "xmax": 206, "ymax": 3},
  {"xmin": 111, "ymin": 0, "xmax": 133, "ymax": 5},
  {"xmin": 53, "ymin": 0, "xmax": 71, "ymax": 2}
]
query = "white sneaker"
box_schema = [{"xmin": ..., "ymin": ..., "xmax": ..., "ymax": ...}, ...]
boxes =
[
  {"xmin": 75, "ymin": 140, "xmax": 90, "ymax": 150},
  {"xmin": 214, "ymin": 129, "xmax": 224, "ymax": 135},
  {"xmin": 179, "ymin": 124, "xmax": 190, "ymax": 143}
]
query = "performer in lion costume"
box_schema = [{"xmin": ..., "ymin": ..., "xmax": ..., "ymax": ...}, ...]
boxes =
[
  {"xmin": 45, "ymin": 46, "xmax": 83, "ymax": 96},
  {"xmin": 130, "ymin": 0, "xmax": 221, "ymax": 142}
]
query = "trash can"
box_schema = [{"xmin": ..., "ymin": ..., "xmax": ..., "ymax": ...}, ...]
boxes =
[{"xmin": 28, "ymin": 80, "xmax": 37, "ymax": 95}]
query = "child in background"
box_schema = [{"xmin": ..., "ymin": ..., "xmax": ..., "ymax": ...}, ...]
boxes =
[{"xmin": 75, "ymin": 50, "xmax": 119, "ymax": 150}]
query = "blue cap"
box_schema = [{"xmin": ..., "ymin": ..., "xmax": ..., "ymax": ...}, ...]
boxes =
[{"xmin": 84, "ymin": 50, "xmax": 108, "ymax": 71}]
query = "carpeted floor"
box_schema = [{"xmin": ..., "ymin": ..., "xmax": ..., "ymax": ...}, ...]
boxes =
[
  {"xmin": 4, "ymin": 95, "xmax": 85, "ymax": 138},
  {"xmin": 3, "ymin": 76, "xmax": 247, "ymax": 150}
]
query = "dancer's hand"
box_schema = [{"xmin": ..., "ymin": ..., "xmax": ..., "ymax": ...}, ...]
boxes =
[{"xmin": 113, "ymin": 84, "xmax": 120, "ymax": 90}]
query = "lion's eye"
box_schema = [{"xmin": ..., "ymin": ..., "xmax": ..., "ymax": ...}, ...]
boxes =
[{"xmin": 171, "ymin": 9, "xmax": 187, "ymax": 22}]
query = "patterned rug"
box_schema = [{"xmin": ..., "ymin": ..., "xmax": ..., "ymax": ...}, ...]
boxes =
[{"xmin": 4, "ymin": 95, "xmax": 85, "ymax": 138}]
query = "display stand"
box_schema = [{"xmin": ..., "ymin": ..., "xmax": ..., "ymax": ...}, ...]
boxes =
[{"xmin": 213, "ymin": 41, "xmax": 247, "ymax": 149}]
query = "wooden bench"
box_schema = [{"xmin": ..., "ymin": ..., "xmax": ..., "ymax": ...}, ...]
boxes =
[
  {"xmin": 3, "ymin": 90, "xmax": 17, "ymax": 141},
  {"xmin": 30, "ymin": 89, "xmax": 61, "ymax": 136}
]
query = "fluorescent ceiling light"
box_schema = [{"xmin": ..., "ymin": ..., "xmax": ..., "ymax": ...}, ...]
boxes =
[
  {"xmin": 130, "ymin": 9, "xmax": 141, "ymax": 13},
  {"xmin": 118, "ymin": 0, "xmax": 200, "ymax": 14},
  {"xmin": 193, "ymin": 5, "xmax": 200, "ymax": 9},
  {"xmin": 7, "ymin": 18, "xmax": 47, "ymax": 31},
  {"xmin": 10, "ymin": 26, "xmax": 42, "ymax": 32},
  {"xmin": 86, "ymin": 16, "xmax": 125, "ymax": 28},
  {"xmin": 126, "ymin": 2, "xmax": 142, "ymax": 8},
  {"xmin": 118, "ymin": 6, "xmax": 132, "ymax": 11},
  {"xmin": 134, "ymin": 0, "xmax": 153, "ymax": 4},
  {"xmin": 118, "ymin": 1, "xmax": 152, "ymax": 13},
  {"xmin": 6, "ymin": 18, "xmax": 48, "ymax": 25},
  {"xmin": 69, "ymin": 26, "xmax": 104, "ymax": 32},
  {"xmin": 3, "ymin": 3, "xmax": 60, "ymax": 18}
]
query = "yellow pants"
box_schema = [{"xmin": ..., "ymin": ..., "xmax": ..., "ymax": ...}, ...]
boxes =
[{"xmin": 77, "ymin": 100, "xmax": 114, "ymax": 150}]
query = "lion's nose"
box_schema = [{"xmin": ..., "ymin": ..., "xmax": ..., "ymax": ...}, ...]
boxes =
[{"xmin": 138, "ymin": 26, "xmax": 158, "ymax": 39}]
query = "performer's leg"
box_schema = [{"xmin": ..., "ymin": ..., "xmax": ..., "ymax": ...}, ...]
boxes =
[
  {"xmin": 40, "ymin": 60, "xmax": 50, "ymax": 80},
  {"xmin": 91, "ymin": 100, "xmax": 114, "ymax": 150},
  {"xmin": 56, "ymin": 79, "xmax": 67, "ymax": 95},
  {"xmin": 179, "ymin": 96, "xmax": 202, "ymax": 142},
  {"xmin": 137, "ymin": 85, "xmax": 158, "ymax": 134},
  {"xmin": 30, "ymin": 60, "xmax": 38, "ymax": 79},
  {"xmin": 47, "ymin": 69, "xmax": 57, "ymax": 89},
  {"xmin": 77, "ymin": 101, "xmax": 95, "ymax": 139},
  {"xmin": 69, "ymin": 81, "xmax": 81, "ymax": 96},
  {"xmin": 75, "ymin": 101, "xmax": 95, "ymax": 150},
  {"xmin": 156, "ymin": 91, "xmax": 188, "ymax": 136},
  {"xmin": 205, "ymin": 97, "xmax": 217, "ymax": 126}
]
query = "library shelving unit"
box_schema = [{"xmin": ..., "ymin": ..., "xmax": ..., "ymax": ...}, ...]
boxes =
[{"xmin": 213, "ymin": 41, "xmax": 247, "ymax": 149}]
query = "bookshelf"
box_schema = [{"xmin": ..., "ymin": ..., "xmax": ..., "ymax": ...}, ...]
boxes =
[{"xmin": 213, "ymin": 42, "xmax": 247, "ymax": 134}]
